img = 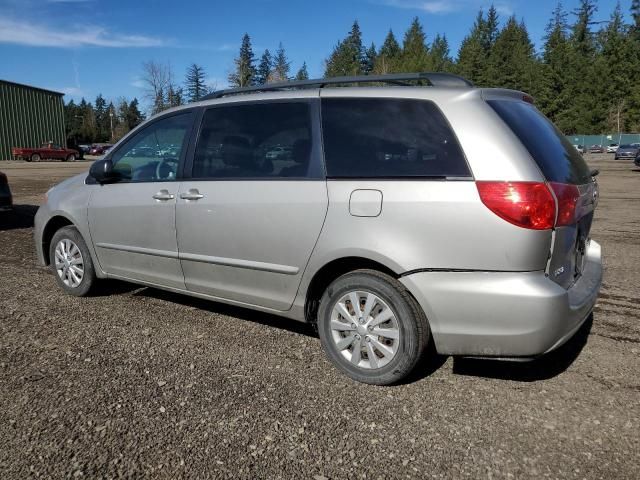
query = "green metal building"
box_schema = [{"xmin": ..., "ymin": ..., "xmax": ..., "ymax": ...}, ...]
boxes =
[{"xmin": 0, "ymin": 79, "xmax": 66, "ymax": 160}]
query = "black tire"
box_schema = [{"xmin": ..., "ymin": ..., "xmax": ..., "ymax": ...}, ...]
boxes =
[
  {"xmin": 317, "ymin": 269, "xmax": 430, "ymax": 385},
  {"xmin": 49, "ymin": 226, "xmax": 97, "ymax": 296},
  {"xmin": 30, "ymin": 153, "xmax": 40, "ymax": 162},
  {"xmin": 65, "ymin": 153, "xmax": 75, "ymax": 162}
]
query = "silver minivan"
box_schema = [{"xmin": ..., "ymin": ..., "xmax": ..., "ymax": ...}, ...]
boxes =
[{"xmin": 35, "ymin": 73, "xmax": 602, "ymax": 385}]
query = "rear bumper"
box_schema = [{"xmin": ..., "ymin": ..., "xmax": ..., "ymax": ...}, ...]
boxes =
[{"xmin": 401, "ymin": 240, "xmax": 602, "ymax": 357}]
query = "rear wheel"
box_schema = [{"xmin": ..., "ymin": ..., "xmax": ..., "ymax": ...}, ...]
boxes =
[
  {"xmin": 49, "ymin": 226, "xmax": 96, "ymax": 296},
  {"xmin": 317, "ymin": 269, "xmax": 430, "ymax": 385},
  {"xmin": 30, "ymin": 153, "xmax": 40, "ymax": 162}
]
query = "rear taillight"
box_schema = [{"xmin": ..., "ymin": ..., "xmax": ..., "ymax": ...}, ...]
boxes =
[
  {"xmin": 476, "ymin": 181, "xmax": 555, "ymax": 230},
  {"xmin": 549, "ymin": 182, "xmax": 580, "ymax": 226}
]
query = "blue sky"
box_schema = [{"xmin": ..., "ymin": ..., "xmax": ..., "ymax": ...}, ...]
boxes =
[{"xmin": 0, "ymin": 0, "xmax": 626, "ymax": 110}]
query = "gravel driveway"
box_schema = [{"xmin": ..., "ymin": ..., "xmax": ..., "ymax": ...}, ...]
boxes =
[{"xmin": 0, "ymin": 157, "xmax": 638, "ymax": 479}]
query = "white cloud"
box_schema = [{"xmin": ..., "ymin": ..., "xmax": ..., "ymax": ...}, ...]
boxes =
[
  {"xmin": 379, "ymin": 0, "xmax": 514, "ymax": 15},
  {"xmin": 381, "ymin": 0, "xmax": 460, "ymax": 13},
  {"xmin": 59, "ymin": 86, "xmax": 86, "ymax": 96},
  {"xmin": 0, "ymin": 16, "xmax": 166, "ymax": 48},
  {"xmin": 130, "ymin": 78, "xmax": 146, "ymax": 89}
]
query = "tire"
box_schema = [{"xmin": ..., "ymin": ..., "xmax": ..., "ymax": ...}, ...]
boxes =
[
  {"xmin": 317, "ymin": 269, "xmax": 430, "ymax": 385},
  {"xmin": 30, "ymin": 153, "xmax": 40, "ymax": 162},
  {"xmin": 65, "ymin": 153, "xmax": 75, "ymax": 162},
  {"xmin": 49, "ymin": 226, "xmax": 96, "ymax": 296}
]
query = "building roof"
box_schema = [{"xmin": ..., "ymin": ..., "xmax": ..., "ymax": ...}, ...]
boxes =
[{"xmin": 0, "ymin": 79, "xmax": 64, "ymax": 96}]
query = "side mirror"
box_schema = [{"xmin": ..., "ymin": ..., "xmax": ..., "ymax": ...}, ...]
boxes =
[{"xmin": 89, "ymin": 159, "xmax": 118, "ymax": 184}]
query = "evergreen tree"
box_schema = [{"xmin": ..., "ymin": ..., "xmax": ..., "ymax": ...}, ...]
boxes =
[
  {"xmin": 538, "ymin": 2, "xmax": 573, "ymax": 132},
  {"xmin": 256, "ymin": 49, "xmax": 272, "ymax": 85},
  {"xmin": 94, "ymin": 94, "xmax": 109, "ymax": 141},
  {"xmin": 295, "ymin": 62, "xmax": 309, "ymax": 80},
  {"xmin": 126, "ymin": 99, "xmax": 145, "ymax": 130},
  {"xmin": 430, "ymin": 34, "xmax": 452, "ymax": 71},
  {"xmin": 375, "ymin": 29, "xmax": 401, "ymax": 73},
  {"xmin": 399, "ymin": 17, "xmax": 430, "ymax": 73},
  {"xmin": 185, "ymin": 63, "xmax": 207, "ymax": 102},
  {"xmin": 325, "ymin": 20, "xmax": 365, "ymax": 77},
  {"xmin": 597, "ymin": 2, "xmax": 637, "ymax": 132},
  {"xmin": 632, "ymin": 0, "xmax": 640, "ymax": 38},
  {"xmin": 363, "ymin": 43, "xmax": 377, "ymax": 74},
  {"xmin": 566, "ymin": 0, "xmax": 600, "ymax": 133},
  {"xmin": 482, "ymin": 5, "xmax": 500, "ymax": 52},
  {"xmin": 485, "ymin": 17, "xmax": 537, "ymax": 93},
  {"xmin": 272, "ymin": 43, "xmax": 291, "ymax": 82},
  {"xmin": 456, "ymin": 10, "xmax": 487, "ymax": 84},
  {"xmin": 228, "ymin": 33, "xmax": 256, "ymax": 87}
]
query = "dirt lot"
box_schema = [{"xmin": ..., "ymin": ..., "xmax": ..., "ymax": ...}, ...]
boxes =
[{"xmin": 0, "ymin": 156, "xmax": 638, "ymax": 479}]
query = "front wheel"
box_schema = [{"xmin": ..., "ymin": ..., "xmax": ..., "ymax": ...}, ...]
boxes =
[
  {"xmin": 317, "ymin": 270, "xmax": 430, "ymax": 385},
  {"xmin": 49, "ymin": 226, "xmax": 97, "ymax": 296},
  {"xmin": 64, "ymin": 153, "xmax": 75, "ymax": 162},
  {"xmin": 30, "ymin": 153, "xmax": 40, "ymax": 162}
]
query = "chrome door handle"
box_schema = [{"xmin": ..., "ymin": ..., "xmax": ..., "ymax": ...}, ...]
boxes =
[
  {"xmin": 152, "ymin": 190, "xmax": 175, "ymax": 201},
  {"xmin": 180, "ymin": 189, "xmax": 204, "ymax": 200}
]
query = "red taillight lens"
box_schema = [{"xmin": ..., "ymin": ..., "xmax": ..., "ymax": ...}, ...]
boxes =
[
  {"xmin": 549, "ymin": 182, "xmax": 580, "ymax": 226},
  {"xmin": 477, "ymin": 181, "xmax": 555, "ymax": 230}
]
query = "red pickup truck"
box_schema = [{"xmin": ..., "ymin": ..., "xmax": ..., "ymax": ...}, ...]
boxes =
[{"xmin": 12, "ymin": 142, "xmax": 79, "ymax": 162}]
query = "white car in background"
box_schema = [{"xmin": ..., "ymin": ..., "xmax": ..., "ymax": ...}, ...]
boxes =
[{"xmin": 607, "ymin": 144, "xmax": 619, "ymax": 153}]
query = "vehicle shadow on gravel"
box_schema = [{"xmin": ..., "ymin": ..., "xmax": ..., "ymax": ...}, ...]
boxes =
[
  {"xmin": 0, "ymin": 204, "xmax": 38, "ymax": 231},
  {"xmin": 136, "ymin": 287, "xmax": 317, "ymax": 338},
  {"xmin": 451, "ymin": 314, "xmax": 593, "ymax": 382}
]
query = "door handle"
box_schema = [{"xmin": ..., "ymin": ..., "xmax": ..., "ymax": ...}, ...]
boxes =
[
  {"xmin": 180, "ymin": 189, "xmax": 204, "ymax": 201},
  {"xmin": 152, "ymin": 189, "xmax": 175, "ymax": 201}
]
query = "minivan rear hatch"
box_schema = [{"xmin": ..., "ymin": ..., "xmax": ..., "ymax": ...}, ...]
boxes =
[{"xmin": 487, "ymin": 98, "xmax": 597, "ymax": 289}]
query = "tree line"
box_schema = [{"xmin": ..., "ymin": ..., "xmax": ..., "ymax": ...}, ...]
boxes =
[
  {"xmin": 64, "ymin": 96, "xmax": 145, "ymax": 145},
  {"xmin": 225, "ymin": 0, "xmax": 640, "ymax": 134},
  {"xmin": 65, "ymin": 0, "xmax": 640, "ymax": 141}
]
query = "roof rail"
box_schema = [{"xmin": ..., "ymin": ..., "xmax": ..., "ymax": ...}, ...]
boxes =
[{"xmin": 202, "ymin": 72, "xmax": 473, "ymax": 100}]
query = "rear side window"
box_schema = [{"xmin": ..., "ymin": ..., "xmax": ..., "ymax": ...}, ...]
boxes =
[
  {"xmin": 193, "ymin": 102, "xmax": 314, "ymax": 179},
  {"xmin": 321, "ymin": 98, "xmax": 470, "ymax": 178},
  {"xmin": 488, "ymin": 100, "xmax": 591, "ymax": 185}
]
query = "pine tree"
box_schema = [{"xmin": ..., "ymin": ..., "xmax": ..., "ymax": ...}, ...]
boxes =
[
  {"xmin": 256, "ymin": 49, "xmax": 272, "ymax": 85},
  {"xmin": 399, "ymin": 17, "xmax": 430, "ymax": 73},
  {"xmin": 538, "ymin": 2, "xmax": 573, "ymax": 131},
  {"xmin": 272, "ymin": 43, "xmax": 291, "ymax": 82},
  {"xmin": 566, "ymin": 0, "xmax": 600, "ymax": 133},
  {"xmin": 363, "ymin": 43, "xmax": 377, "ymax": 74},
  {"xmin": 295, "ymin": 62, "xmax": 309, "ymax": 80},
  {"xmin": 456, "ymin": 10, "xmax": 487, "ymax": 84},
  {"xmin": 597, "ymin": 2, "xmax": 637, "ymax": 132},
  {"xmin": 430, "ymin": 34, "xmax": 452, "ymax": 71},
  {"xmin": 94, "ymin": 95, "xmax": 109, "ymax": 142},
  {"xmin": 482, "ymin": 5, "xmax": 500, "ymax": 52},
  {"xmin": 229, "ymin": 33, "xmax": 256, "ymax": 87},
  {"xmin": 375, "ymin": 29, "xmax": 401, "ymax": 73},
  {"xmin": 628, "ymin": 0, "xmax": 640, "ymax": 129},
  {"xmin": 485, "ymin": 16, "xmax": 537, "ymax": 92},
  {"xmin": 325, "ymin": 20, "xmax": 365, "ymax": 77},
  {"xmin": 126, "ymin": 99, "xmax": 145, "ymax": 130},
  {"xmin": 185, "ymin": 63, "xmax": 207, "ymax": 102},
  {"xmin": 632, "ymin": 0, "xmax": 640, "ymax": 38}
]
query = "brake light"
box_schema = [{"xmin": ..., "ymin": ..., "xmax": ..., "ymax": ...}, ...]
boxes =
[
  {"xmin": 476, "ymin": 181, "xmax": 555, "ymax": 230},
  {"xmin": 549, "ymin": 182, "xmax": 580, "ymax": 226}
]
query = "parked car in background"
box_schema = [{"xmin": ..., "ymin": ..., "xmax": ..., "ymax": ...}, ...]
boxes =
[
  {"xmin": 606, "ymin": 143, "xmax": 619, "ymax": 153},
  {"xmin": 89, "ymin": 144, "xmax": 113, "ymax": 156},
  {"xmin": 78, "ymin": 145, "xmax": 91, "ymax": 154},
  {"xmin": 11, "ymin": 142, "xmax": 78, "ymax": 162},
  {"xmin": 573, "ymin": 144, "xmax": 585, "ymax": 154},
  {"xmin": 35, "ymin": 73, "xmax": 602, "ymax": 385},
  {"xmin": 589, "ymin": 144, "xmax": 605, "ymax": 154},
  {"xmin": 614, "ymin": 144, "xmax": 640, "ymax": 160},
  {"xmin": 0, "ymin": 171, "xmax": 13, "ymax": 211}
]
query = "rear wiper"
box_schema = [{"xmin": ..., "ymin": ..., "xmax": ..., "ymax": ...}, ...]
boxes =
[{"xmin": 590, "ymin": 169, "xmax": 599, "ymax": 177}]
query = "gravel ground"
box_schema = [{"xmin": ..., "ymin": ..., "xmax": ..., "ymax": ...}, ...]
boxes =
[{"xmin": 0, "ymin": 156, "xmax": 638, "ymax": 479}]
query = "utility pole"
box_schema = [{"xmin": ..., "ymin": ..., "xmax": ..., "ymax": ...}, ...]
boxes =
[{"xmin": 109, "ymin": 106, "xmax": 114, "ymax": 142}]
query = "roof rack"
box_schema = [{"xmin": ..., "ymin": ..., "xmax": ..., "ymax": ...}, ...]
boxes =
[{"xmin": 202, "ymin": 72, "xmax": 473, "ymax": 100}]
